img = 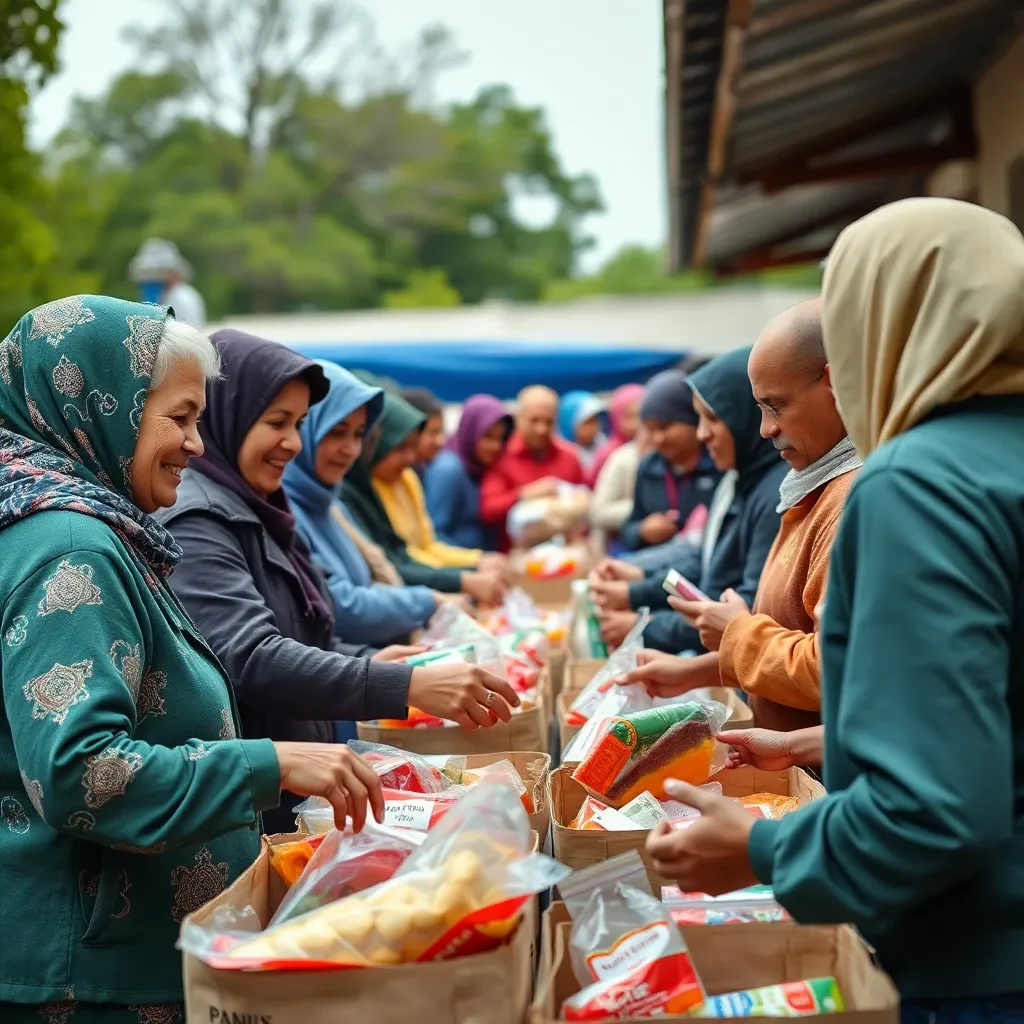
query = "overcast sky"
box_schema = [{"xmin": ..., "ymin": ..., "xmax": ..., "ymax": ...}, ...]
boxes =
[{"xmin": 29, "ymin": 0, "xmax": 667, "ymax": 271}]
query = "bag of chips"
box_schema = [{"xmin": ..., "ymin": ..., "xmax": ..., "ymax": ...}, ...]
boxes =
[
  {"xmin": 572, "ymin": 701, "xmax": 730, "ymax": 808},
  {"xmin": 271, "ymin": 822, "xmax": 424, "ymax": 926},
  {"xmin": 559, "ymin": 851, "xmax": 706, "ymax": 1020},
  {"xmin": 181, "ymin": 779, "xmax": 568, "ymax": 971}
]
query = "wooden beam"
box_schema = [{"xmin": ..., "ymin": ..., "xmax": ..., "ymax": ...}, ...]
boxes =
[
  {"xmin": 721, "ymin": 246, "xmax": 833, "ymax": 275},
  {"xmin": 758, "ymin": 139, "xmax": 978, "ymax": 192},
  {"xmin": 737, "ymin": 0, "xmax": 995, "ymax": 109},
  {"xmin": 735, "ymin": 87, "xmax": 968, "ymax": 182},
  {"xmin": 755, "ymin": 88, "xmax": 977, "ymax": 191},
  {"xmin": 692, "ymin": 0, "xmax": 750, "ymax": 268},
  {"xmin": 737, "ymin": 87, "xmax": 969, "ymax": 184},
  {"xmin": 664, "ymin": 0, "xmax": 687, "ymax": 271},
  {"xmin": 748, "ymin": 0, "xmax": 861, "ymax": 39}
]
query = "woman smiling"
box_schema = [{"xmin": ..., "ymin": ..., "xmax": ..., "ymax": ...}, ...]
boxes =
[
  {"xmin": 283, "ymin": 361, "xmax": 441, "ymax": 650},
  {"xmin": 160, "ymin": 331, "xmax": 518, "ymax": 832}
]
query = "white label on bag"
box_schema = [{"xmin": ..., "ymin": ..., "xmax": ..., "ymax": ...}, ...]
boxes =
[
  {"xmin": 590, "ymin": 805, "xmax": 644, "ymax": 831},
  {"xmin": 383, "ymin": 800, "xmax": 434, "ymax": 831},
  {"xmin": 587, "ymin": 921, "xmax": 673, "ymax": 980}
]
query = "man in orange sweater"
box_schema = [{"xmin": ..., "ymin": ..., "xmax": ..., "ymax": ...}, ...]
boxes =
[{"xmin": 627, "ymin": 298, "xmax": 860, "ymax": 730}]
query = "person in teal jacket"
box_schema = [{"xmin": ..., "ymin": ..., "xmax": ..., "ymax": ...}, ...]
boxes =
[
  {"xmin": 643, "ymin": 199, "xmax": 1024, "ymax": 1020},
  {"xmin": 0, "ymin": 297, "xmax": 384, "ymax": 1022}
]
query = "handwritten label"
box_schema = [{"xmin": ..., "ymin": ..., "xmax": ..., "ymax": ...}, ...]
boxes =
[
  {"xmin": 383, "ymin": 800, "xmax": 434, "ymax": 831},
  {"xmin": 586, "ymin": 922, "xmax": 673, "ymax": 980}
]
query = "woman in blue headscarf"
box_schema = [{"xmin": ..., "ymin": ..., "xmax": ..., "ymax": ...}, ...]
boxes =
[
  {"xmin": 282, "ymin": 361, "xmax": 441, "ymax": 649},
  {"xmin": 558, "ymin": 390, "xmax": 607, "ymax": 477}
]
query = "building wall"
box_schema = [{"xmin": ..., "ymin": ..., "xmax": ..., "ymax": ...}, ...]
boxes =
[{"xmin": 975, "ymin": 30, "xmax": 1024, "ymax": 222}]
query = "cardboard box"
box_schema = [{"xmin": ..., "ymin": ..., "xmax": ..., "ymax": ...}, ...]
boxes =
[
  {"xmin": 532, "ymin": 903, "xmax": 899, "ymax": 1024},
  {"xmin": 357, "ymin": 672, "xmax": 549, "ymax": 756},
  {"xmin": 549, "ymin": 765, "xmax": 826, "ymax": 894},
  {"xmin": 183, "ymin": 836, "xmax": 537, "ymax": 1024},
  {"xmin": 510, "ymin": 545, "xmax": 590, "ymax": 608}
]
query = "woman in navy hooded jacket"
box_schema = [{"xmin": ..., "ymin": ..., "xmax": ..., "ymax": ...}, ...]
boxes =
[
  {"xmin": 283, "ymin": 360, "xmax": 439, "ymax": 648},
  {"xmin": 594, "ymin": 347, "xmax": 787, "ymax": 655}
]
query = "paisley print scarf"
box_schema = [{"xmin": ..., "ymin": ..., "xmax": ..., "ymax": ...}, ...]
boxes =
[{"xmin": 0, "ymin": 294, "xmax": 183, "ymax": 579}]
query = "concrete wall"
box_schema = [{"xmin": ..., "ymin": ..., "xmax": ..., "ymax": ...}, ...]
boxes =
[{"xmin": 975, "ymin": 30, "xmax": 1024, "ymax": 219}]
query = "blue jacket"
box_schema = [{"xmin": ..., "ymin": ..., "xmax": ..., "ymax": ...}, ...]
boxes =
[
  {"xmin": 628, "ymin": 347, "xmax": 787, "ymax": 654},
  {"xmin": 424, "ymin": 448, "xmax": 500, "ymax": 551},
  {"xmin": 283, "ymin": 361, "xmax": 437, "ymax": 647},
  {"xmin": 619, "ymin": 450, "xmax": 721, "ymax": 551}
]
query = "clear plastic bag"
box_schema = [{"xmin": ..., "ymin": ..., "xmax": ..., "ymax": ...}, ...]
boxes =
[
  {"xmin": 566, "ymin": 609, "xmax": 651, "ymax": 728},
  {"xmin": 346, "ymin": 740, "xmax": 460, "ymax": 794},
  {"xmin": 660, "ymin": 884, "xmax": 790, "ymax": 926},
  {"xmin": 181, "ymin": 779, "xmax": 569, "ymax": 971},
  {"xmin": 422, "ymin": 603, "xmax": 493, "ymax": 649},
  {"xmin": 571, "ymin": 700, "xmax": 731, "ymax": 808},
  {"xmin": 559, "ymin": 851, "xmax": 706, "ymax": 1020},
  {"xmin": 271, "ymin": 822, "xmax": 424, "ymax": 926}
]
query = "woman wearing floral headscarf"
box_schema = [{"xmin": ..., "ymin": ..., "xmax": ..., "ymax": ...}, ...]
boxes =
[
  {"xmin": 0, "ymin": 297, "xmax": 387, "ymax": 1022},
  {"xmin": 644, "ymin": 199, "xmax": 1024, "ymax": 1019}
]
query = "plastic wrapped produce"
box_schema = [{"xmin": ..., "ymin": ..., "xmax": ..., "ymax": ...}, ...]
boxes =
[
  {"xmin": 559, "ymin": 851, "xmax": 706, "ymax": 1020},
  {"xmin": 572, "ymin": 702, "xmax": 729, "ymax": 808}
]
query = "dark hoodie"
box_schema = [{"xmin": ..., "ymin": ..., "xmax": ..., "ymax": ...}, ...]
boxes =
[
  {"xmin": 630, "ymin": 346, "xmax": 788, "ymax": 653},
  {"xmin": 341, "ymin": 391, "xmax": 464, "ymax": 593}
]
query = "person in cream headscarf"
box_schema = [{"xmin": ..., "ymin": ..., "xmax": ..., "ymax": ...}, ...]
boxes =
[{"xmin": 640, "ymin": 198, "xmax": 1024, "ymax": 1018}]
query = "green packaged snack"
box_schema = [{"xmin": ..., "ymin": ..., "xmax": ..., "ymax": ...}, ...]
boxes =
[{"xmin": 697, "ymin": 978, "xmax": 844, "ymax": 1018}]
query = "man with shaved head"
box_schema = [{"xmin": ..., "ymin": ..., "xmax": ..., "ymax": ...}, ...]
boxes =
[
  {"xmin": 480, "ymin": 385, "xmax": 585, "ymax": 550},
  {"xmin": 624, "ymin": 298, "xmax": 861, "ymax": 730}
]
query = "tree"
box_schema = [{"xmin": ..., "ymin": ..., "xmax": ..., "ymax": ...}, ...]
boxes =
[
  {"xmin": 0, "ymin": 0, "xmax": 66, "ymax": 330},
  {"xmin": 35, "ymin": 2, "xmax": 602, "ymax": 315}
]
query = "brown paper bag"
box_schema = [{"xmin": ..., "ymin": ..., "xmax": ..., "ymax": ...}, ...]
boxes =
[
  {"xmin": 357, "ymin": 670, "xmax": 548, "ymax": 755},
  {"xmin": 183, "ymin": 838, "xmax": 536, "ymax": 1024},
  {"xmin": 549, "ymin": 765, "xmax": 826, "ymax": 894},
  {"xmin": 532, "ymin": 903, "xmax": 899, "ymax": 1024}
]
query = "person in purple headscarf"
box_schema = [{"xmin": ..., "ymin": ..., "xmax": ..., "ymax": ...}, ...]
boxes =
[{"xmin": 424, "ymin": 394, "xmax": 513, "ymax": 551}]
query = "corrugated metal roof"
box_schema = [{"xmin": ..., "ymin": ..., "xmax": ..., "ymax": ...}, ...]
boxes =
[{"xmin": 666, "ymin": 0, "xmax": 1024, "ymax": 270}]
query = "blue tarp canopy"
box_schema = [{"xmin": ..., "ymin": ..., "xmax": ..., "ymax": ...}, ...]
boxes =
[{"xmin": 286, "ymin": 339, "xmax": 686, "ymax": 401}]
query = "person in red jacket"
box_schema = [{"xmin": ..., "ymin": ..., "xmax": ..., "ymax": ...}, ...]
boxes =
[{"xmin": 480, "ymin": 385, "xmax": 585, "ymax": 550}]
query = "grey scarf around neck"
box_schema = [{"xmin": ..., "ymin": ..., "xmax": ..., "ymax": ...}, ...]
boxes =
[{"xmin": 776, "ymin": 435, "xmax": 862, "ymax": 513}]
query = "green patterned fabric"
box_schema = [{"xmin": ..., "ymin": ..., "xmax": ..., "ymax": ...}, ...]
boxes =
[
  {"xmin": 0, "ymin": 296, "xmax": 283, "ymax": 1014},
  {"xmin": 0, "ymin": 295, "xmax": 183, "ymax": 579}
]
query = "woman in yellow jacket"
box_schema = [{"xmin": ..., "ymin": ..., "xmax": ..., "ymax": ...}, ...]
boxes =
[{"xmin": 372, "ymin": 391, "xmax": 506, "ymax": 573}]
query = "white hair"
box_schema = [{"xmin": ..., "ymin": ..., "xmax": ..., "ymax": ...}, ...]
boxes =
[{"xmin": 151, "ymin": 317, "xmax": 220, "ymax": 388}]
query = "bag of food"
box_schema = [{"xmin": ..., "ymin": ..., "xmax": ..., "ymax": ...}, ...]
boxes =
[
  {"xmin": 269, "ymin": 834, "xmax": 327, "ymax": 885},
  {"xmin": 181, "ymin": 779, "xmax": 568, "ymax": 970},
  {"xmin": 423, "ymin": 603, "xmax": 494, "ymax": 649},
  {"xmin": 569, "ymin": 796, "xmax": 640, "ymax": 832},
  {"xmin": 694, "ymin": 979, "xmax": 844, "ymax": 1018},
  {"xmin": 462, "ymin": 758, "xmax": 536, "ymax": 814},
  {"xmin": 570, "ymin": 579, "xmax": 610, "ymax": 660},
  {"xmin": 271, "ymin": 822, "xmax": 424, "ymax": 926},
  {"xmin": 521, "ymin": 542, "xmax": 580, "ymax": 580},
  {"xmin": 508, "ymin": 487, "xmax": 590, "ymax": 547},
  {"xmin": 572, "ymin": 701, "xmax": 730, "ymax": 808},
  {"xmin": 616, "ymin": 784, "xmax": 723, "ymax": 830},
  {"xmin": 559, "ymin": 851, "xmax": 706, "ymax": 1020},
  {"xmin": 347, "ymin": 741, "xmax": 459, "ymax": 794},
  {"xmin": 738, "ymin": 793, "xmax": 801, "ymax": 819},
  {"xmin": 374, "ymin": 641, "xmax": 507, "ymax": 729},
  {"xmin": 660, "ymin": 885, "xmax": 790, "ymax": 926},
  {"xmin": 565, "ymin": 610, "xmax": 651, "ymax": 730}
]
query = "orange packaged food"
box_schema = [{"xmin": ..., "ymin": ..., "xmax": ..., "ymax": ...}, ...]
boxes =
[
  {"xmin": 572, "ymin": 702, "xmax": 728, "ymax": 809},
  {"xmin": 269, "ymin": 835, "xmax": 326, "ymax": 886},
  {"xmin": 739, "ymin": 793, "xmax": 801, "ymax": 819}
]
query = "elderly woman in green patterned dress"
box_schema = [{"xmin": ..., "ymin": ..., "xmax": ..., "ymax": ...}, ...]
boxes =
[{"xmin": 0, "ymin": 296, "xmax": 385, "ymax": 1024}]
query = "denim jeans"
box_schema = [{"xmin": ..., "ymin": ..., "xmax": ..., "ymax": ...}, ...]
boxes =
[{"xmin": 902, "ymin": 996, "xmax": 1024, "ymax": 1024}]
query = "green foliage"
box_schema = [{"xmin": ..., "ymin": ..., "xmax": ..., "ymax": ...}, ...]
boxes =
[
  {"xmin": 1, "ymin": 0, "xmax": 603, "ymax": 320},
  {"xmin": 544, "ymin": 245, "xmax": 714, "ymax": 302},
  {"xmin": 0, "ymin": 0, "xmax": 66, "ymax": 330},
  {"xmin": 383, "ymin": 268, "xmax": 461, "ymax": 309}
]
